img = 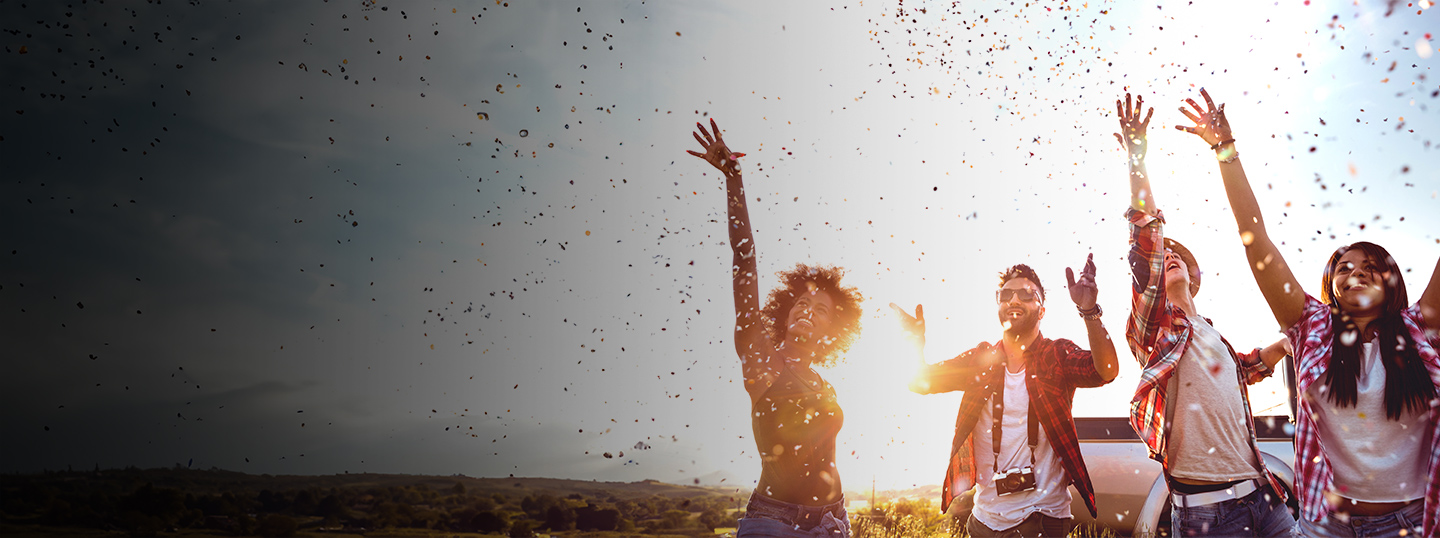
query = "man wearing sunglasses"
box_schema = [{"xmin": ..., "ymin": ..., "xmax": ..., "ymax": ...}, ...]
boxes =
[{"xmin": 891, "ymin": 259, "xmax": 1120, "ymax": 537}]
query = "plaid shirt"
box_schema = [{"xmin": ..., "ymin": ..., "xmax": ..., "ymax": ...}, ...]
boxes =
[
  {"xmin": 1124, "ymin": 209, "xmax": 1287, "ymax": 503},
  {"xmin": 1285, "ymin": 293, "xmax": 1440, "ymax": 537},
  {"xmin": 912, "ymin": 334, "xmax": 1109, "ymax": 517}
]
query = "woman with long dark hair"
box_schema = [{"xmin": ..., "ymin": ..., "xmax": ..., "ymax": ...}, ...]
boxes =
[
  {"xmin": 1180, "ymin": 88, "xmax": 1440, "ymax": 537},
  {"xmin": 688, "ymin": 119, "xmax": 863, "ymax": 537}
]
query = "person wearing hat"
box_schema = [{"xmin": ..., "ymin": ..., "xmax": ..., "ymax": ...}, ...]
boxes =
[{"xmin": 1112, "ymin": 93, "xmax": 1295, "ymax": 537}]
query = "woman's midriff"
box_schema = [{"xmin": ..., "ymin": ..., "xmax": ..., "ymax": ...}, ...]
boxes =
[
  {"xmin": 1332, "ymin": 497, "xmax": 1420, "ymax": 517},
  {"xmin": 750, "ymin": 370, "xmax": 844, "ymax": 506}
]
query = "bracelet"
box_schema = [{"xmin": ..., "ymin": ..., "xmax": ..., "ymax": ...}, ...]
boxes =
[
  {"xmin": 1216, "ymin": 146, "xmax": 1239, "ymax": 164},
  {"xmin": 1077, "ymin": 304, "xmax": 1103, "ymax": 320},
  {"xmin": 1209, "ymin": 138, "xmax": 1236, "ymax": 150}
]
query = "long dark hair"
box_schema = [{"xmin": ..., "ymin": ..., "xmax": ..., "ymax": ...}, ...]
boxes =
[{"xmin": 1318, "ymin": 241, "xmax": 1436, "ymax": 419}]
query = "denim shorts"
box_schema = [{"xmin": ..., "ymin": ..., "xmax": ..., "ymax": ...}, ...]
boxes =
[
  {"xmin": 737, "ymin": 492, "xmax": 849, "ymax": 537},
  {"xmin": 1171, "ymin": 483, "xmax": 1295, "ymax": 537},
  {"xmin": 1298, "ymin": 500, "xmax": 1424, "ymax": 538}
]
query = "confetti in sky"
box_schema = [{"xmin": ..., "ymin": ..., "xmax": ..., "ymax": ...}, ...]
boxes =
[{"xmin": 2, "ymin": 0, "xmax": 1437, "ymax": 491}]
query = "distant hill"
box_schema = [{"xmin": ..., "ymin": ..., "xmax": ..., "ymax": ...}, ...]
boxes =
[
  {"xmin": 691, "ymin": 470, "xmax": 745, "ymax": 488},
  {"xmin": 843, "ymin": 483, "xmax": 943, "ymax": 505}
]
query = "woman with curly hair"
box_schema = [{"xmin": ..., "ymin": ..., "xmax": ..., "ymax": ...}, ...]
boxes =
[
  {"xmin": 1183, "ymin": 88, "xmax": 1440, "ymax": 538},
  {"xmin": 688, "ymin": 119, "xmax": 863, "ymax": 538}
]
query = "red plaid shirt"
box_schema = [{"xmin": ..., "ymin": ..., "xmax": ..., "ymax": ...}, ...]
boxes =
[
  {"xmin": 912, "ymin": 335, "xmax": 1110, "ymax": 517},
  {"xmin": 1285, "ymin": 293, "xmax": 1440, "ymax": 537},
  {"xmin": 1124, "ymin": 209, "xmax": 1286, "ymax": 502}
]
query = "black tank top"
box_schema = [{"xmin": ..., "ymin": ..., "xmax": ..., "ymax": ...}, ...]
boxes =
[{"xmin": 750, "ymin": 359, "xmax": 845, "ymax": 503}]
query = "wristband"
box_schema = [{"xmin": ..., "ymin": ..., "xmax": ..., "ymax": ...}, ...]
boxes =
[
  {"xmin": 1077, "ymin": 304, "xmax": 1103, "ymax": 320},
  {"xmin": 1209, "ymin": 138, "xmax": 1236, "ymax": 150}
]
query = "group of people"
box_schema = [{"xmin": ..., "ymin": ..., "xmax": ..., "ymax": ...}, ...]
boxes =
[{"xmin": 687, "ymin": 89, "xmax": 1440, "ymax": 537}]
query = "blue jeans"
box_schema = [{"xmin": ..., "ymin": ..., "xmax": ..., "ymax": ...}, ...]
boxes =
[
  {"xmin": 1172, "ymin": 484, "xmax": 1296, "ymax": 537},
  {"xmin": 1297, "ymin": 500, "xmax": 1424, "ymax": 538},
  {"xmin": 737, "ymin": 493, "xmax": 849, "ymax": 538},
  {"xmin": 965, "ymin": 512, "xmax": 1072, "ymax": 537}
]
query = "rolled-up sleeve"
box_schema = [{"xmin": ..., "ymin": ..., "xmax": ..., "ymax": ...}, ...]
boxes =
[
  {"xmin": 1126, "ymin": 208, "xmax": 1171, "ymax": 366},
  {"xmin": 1054, "ymin": 338, "xmax": 1109, "ymax": 388}
]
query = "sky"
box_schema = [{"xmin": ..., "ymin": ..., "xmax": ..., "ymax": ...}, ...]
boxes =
[{"xmin": 3, "ymin": 0, "xmax": 1438, "ymax": 493}]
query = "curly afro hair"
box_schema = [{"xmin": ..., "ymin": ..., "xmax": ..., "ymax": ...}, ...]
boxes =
[{"xmin": 760, "ymin": 263, "xmax": 864, "ymax": 367}]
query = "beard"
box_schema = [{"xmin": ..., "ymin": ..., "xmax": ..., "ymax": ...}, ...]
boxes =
[{"xmin": 999, "ymin": 310, "xmax": 1038, "ymax": 337}]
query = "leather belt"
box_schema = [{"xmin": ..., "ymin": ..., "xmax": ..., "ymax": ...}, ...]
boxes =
[{"xmin": 1171, "ymin": 479, "xmax": 1259, "ymax": 508}]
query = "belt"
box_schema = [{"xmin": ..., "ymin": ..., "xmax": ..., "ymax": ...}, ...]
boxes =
[
  {"xmin": 1170, "ymin": 479, "xmax": 1259, "ymax": 508},
  {"xmin": 745, "ymin": 492, "xmax": 845, "ymax": 530}
]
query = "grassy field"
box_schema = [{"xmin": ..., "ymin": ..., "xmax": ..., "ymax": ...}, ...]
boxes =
[{"xmin": 0, "ymin": 469, "xmax": 1129, "ymax": 538}]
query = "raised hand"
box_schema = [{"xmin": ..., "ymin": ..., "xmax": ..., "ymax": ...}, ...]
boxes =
[
  {"xmin": 686, "ymin": 118, "xmax": 744, "ymax": 175},
  {"xmin": 889, "ymin": 303, "xmax": 926, "ymax": 349},
  {"xmin": 1113, "ymin": 92, "xmax": 1154, "ymax": 161},
  {"xmin": 1066, "ymin": 253, "xmax": 1099, "ymax": 311},
  {"xmin": 1174, "ymin": 88, "xmax": 1233, "ymax": 147}
]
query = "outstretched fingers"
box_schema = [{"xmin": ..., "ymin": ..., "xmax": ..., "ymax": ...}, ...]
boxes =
[
  {"xmin": 1179, "ymin": 106, "xmax": 1202, "ymax": 125},
  {"xmin": 1068, "ymin": 254, "xmax": 1097, "ymax": 290},
  {"xmin": 1200, "ymin": 88, "xmax": 1217, "ymax": 112},
  {"xmin": 888, "ymin": 302, "xmax": 923, "ymax": 323},
  {"xmin": 686, "ymin": 150, "xmax": 704, "ymax": 158},
  {"xmin": 1185, "ymin": 98, "xmax": 1206, "ymax": 116},
  {"xmin": 888, "ymin": 302, "xmax": 911, "ymax": 319},
  {"xmin": 1142, "ymin": 106, "xmax": 1154, "ymax": 127}
]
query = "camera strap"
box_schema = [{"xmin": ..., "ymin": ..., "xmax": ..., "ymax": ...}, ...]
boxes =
[{"xmin": 990, "ymin": 372, "xmax": 1040, "ymax": 473}]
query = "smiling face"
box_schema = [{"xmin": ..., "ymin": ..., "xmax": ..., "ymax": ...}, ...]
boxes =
[
  {"xmin": 784, "ymin": 286, "xmax": 836, "ymax": 350},
  {"xmin": 996, "ymin": 277, "xmax": 1045, "ymax": 336},
  {"xmin": 1164, "ymin": 248, "xmax": 1192, "ymax": 299},
  {"xmin": 1330, "ymin": 249, "xmax": 1389, "ymax": 317}
]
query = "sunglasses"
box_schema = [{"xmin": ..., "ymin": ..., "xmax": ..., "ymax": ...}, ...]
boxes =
[{"xmin": 995, "ymin": 289, "xmax": 1040, "ymax": 303}]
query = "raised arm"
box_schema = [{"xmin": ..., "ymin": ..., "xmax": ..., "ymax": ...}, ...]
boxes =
[
  {"xmin": 687, "ymin": 120, "xmax": 763, "ymax": 362},
  {"xmin": 889, "ymin": 302, "xmax": 987, "ymax": 393},
  {"xmin": 911, "ymin": 345, "xmax": 1004, "ymax": 394},
  {"xmin": 1176, "ymin": 89, "xmax": 1306, "ymax": 329},
  {"xmin": 1421, "ymin": 257, "xmax": 1440, "ymax": 335},
  {"xmin": 889, "ymin": 303, "xmax": 927, "ymax": 364},
  {"xmin": 1115, "ymin": 94, "xmax": 1171, "ymax": 363},
  {"xmin": 1115, "ymin": 93, "xmax": 1156, "ymax": 215},
  {"xmin": 1237, "ymin": 336, "xmax": 1292, "ymax": 385},
  {"xmin": 1068, "ymin": 253, "xmax": 1120, "ymax": 383}
]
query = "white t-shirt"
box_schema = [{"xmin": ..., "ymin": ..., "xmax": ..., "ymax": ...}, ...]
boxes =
[
  {"xmin": 1307, "ymin": 338, "xmax": 1431, "ymax": 502},
  {"xmin": 1165, "ymin": 315, "xmax": 1262, "ymax": 481},
  {"xmin": 973, "ymin": 367, "xmax": 1072, "ymax": 530}
]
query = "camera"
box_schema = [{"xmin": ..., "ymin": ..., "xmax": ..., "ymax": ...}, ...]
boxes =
[{"xmin": 992, "ymin": 467, "xmax": 1037, "ymax": 496}]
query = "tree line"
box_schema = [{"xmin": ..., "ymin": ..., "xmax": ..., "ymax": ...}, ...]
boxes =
[{"xmin": 0, "ymin": 470, "xmax": 741, "ymax": 537}]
